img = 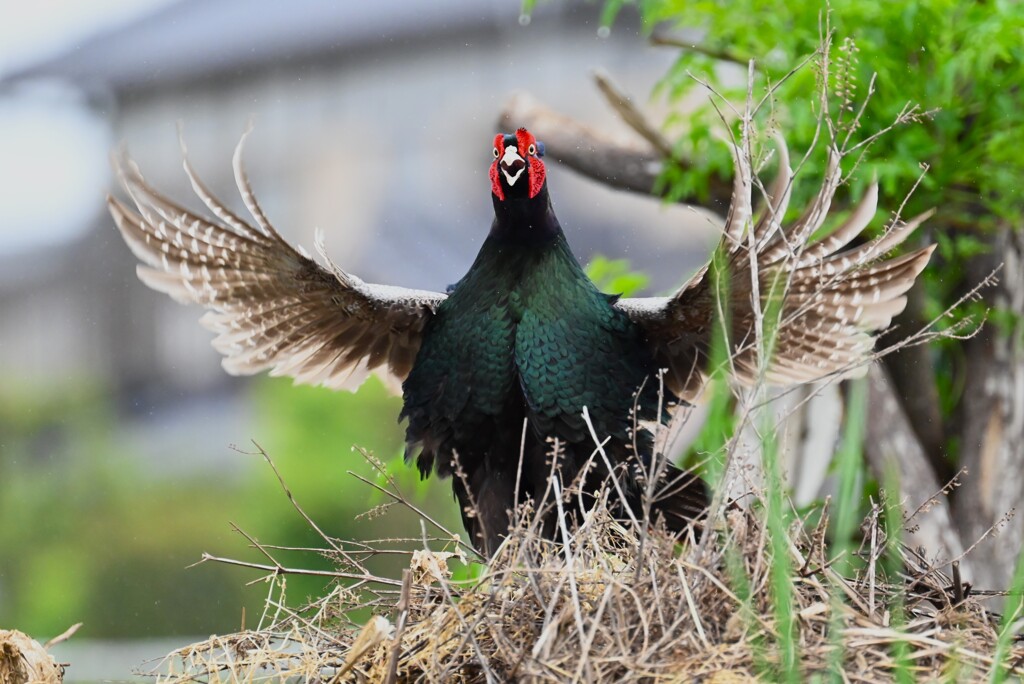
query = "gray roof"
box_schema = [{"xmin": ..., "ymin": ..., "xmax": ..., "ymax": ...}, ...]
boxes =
[{"xmin": 4, "ymin": 0, "xmax": 591, "ymax": 93}]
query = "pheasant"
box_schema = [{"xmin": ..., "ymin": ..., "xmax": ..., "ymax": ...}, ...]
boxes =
[{"xmin": 108, "ymin": 127, "xmax": 933, "ymax": 555}]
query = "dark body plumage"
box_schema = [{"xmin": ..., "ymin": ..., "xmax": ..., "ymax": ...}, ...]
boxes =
[
  {"xmin": 402, "ymin": 187, "xmax": 703, "ymax": 553},
  {"xmin": 108, "ymin": 126, "xmax": 933, "ymax": 558}
]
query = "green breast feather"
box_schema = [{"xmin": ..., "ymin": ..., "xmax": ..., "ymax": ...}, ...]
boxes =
[
  {"xmin": 402, "ymin": 234, "xmax": 661, "ymax": 476},
  {"xmin": 513, "ymin": 239, "xmax": 658, "ymax": 444}
]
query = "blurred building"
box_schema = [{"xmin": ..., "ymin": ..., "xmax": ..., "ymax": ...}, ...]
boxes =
[{"xmin": 0, "ymin": 0, "xmax": 716, "ymax": 425}]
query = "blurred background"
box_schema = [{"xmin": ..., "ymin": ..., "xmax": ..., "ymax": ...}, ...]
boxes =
[{"xmin": 0, "ymin": 1, "xmax": 720, "ymax": 679}]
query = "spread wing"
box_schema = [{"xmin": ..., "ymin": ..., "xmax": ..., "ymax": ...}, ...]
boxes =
[
  {"xmin": 617, "ymin": 135, "xmax": 934, "ymax": 400},
  {"xmin": 108, "ymin": 134, "xmax": 446, "ymax": 393}
]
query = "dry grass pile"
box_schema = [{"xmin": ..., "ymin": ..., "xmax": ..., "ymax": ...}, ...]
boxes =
[
  {"xmin": 0, "ymin": 623, "xmax": 80, "ymax": 684},
  {"xmin": 0, "ymin": 629, "xmax": 64, "ymax": 684},
  {"xmin": 145, "ymin": 455, "xmax": 1024, "ymax": 683}
]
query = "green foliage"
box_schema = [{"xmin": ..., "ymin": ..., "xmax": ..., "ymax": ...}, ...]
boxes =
[
  {"xmin": 656, "ymin": 117, "xmax": 734, "ymax": 204},
  {"xmin": 585, "ymin": 255, "xmax": 651, "ymax": 296},
  {"xmin": 246, "ymin": 374, "xmax": 409, "ymax": 517},
  {"xmin": 632, "ymin": 0, "xmax": 1024, "ymax": 385},
  {"xmin": 0, "ymin": 375, "xmax": 457, "ymax": 639},
  {"xmin": 992, "ymin": 547, "xmax": 1024, "ymax": 682},
  {"xmin": 826, "ymin": 380, "xmax": 868, "ymax": 681},
  {"xmin": 0, "ymin": 384, "xmax": 264, "ymax": 638},
  {"xmin": 687, "ymin": 247, "xmax": 737, "ymax": 471},
  {"xmin": 831, "ymin": 379, "xmax": 868, "ymax": 570},
  {"xmin": 242, "ymin": 376, "xmax": 460, "ymax": 609},
  {"xmin": 879, "ymin": 469, "xmax": 915, "ymax": 682},
  {"xmin": 641, "ymin": 0, "xmax": 1024, "ymax": 224},
  {"xmin": 756, "ymin": 248, "xmax": 801, "ymax": 681}
]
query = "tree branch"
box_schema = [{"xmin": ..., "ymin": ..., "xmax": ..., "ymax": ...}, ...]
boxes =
[
  {"xmin": 497, "ymin": 92, "xmax": 734, "ymax": 213},
  {"xmin": 649, "ymin": 28, "xmax": 752, "ymax": 67},
  {"xmin": 592, "ymin": 69, "xmax": 676, "ymax": 159}
]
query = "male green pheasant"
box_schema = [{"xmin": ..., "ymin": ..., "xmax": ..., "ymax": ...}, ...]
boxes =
[{"xmin": 108, "ymin": 127, "xmax": 933, "ymax": 555}]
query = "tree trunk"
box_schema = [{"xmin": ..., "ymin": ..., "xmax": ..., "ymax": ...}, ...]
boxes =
[
  {"xmin": 882, "ymin": 277, "xmax": 950, "ymax": 482},
  {"xmin": 864, "ymin": 364, "xmax": 966, "ymax": 567},
  {"xmin": 953, "ymin": 223, "xmax": 1024, "ymax": 591}
]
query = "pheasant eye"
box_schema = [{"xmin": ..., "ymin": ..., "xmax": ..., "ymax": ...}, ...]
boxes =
[
  {"xmin": 492, "ymin": 147, "xmax": 500, "ymax": 158},
  {"xmin": 528, "ymin": 144, "xmax": 536, "ymax": 156}
]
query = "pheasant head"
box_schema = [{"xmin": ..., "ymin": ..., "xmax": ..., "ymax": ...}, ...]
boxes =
[{"xmin": 490, "ymin": 127, "xmax": 546, "ymax": 201}]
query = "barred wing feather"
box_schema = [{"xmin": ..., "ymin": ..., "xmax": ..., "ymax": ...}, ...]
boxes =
[
  {"xmin": 108, "ymin": 135, "xmax": 446, "ymax": 393},
  {"xmin": 618, "ymin": 136, "xmax": 934, "ymax": 400}
]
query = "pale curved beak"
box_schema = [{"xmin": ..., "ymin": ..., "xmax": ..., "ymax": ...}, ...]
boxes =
[{"xmin": 500, "ymin": 146, "xmax": 526, "ymax": 186}]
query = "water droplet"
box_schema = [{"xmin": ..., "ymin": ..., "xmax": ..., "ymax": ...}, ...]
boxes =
[
  {"xmin": 518, "ymin": 14, "xmax": 531, "ymax": 26},
  {"xmin": 597, "ymin": 25, "xmax": 611, "ymax": 38}
]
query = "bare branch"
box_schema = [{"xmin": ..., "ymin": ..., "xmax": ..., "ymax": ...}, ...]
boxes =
[
  {"xmin": 593, "ymin": 69, "xmax": 675, "ymax": 159},
  {"xmin": 649, "ymin": 27, "xmax": 751, "ymax": 67},
  {"xmin": 194, "ymin": 552, "xmax": 405, "ymax": 586},
  {"xmin": 498, "ymin": 92, "xmax": 734, "ymax": 212},
  {"xmin": 233, "ymin": 441, "xmax": 340, "ymax": 552}
]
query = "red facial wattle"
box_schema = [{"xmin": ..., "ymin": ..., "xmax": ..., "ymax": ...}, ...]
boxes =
[
  {"xmin": 490, "ymin": 128, "xmax": 546, "ymax": 200},
  {"xmin": 490, "ymin": 133, "xmax": 506, "ymax": 201},
  {"xmin": 515, "ymin": 128, "xmax": 546, "ymax": 198}
]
